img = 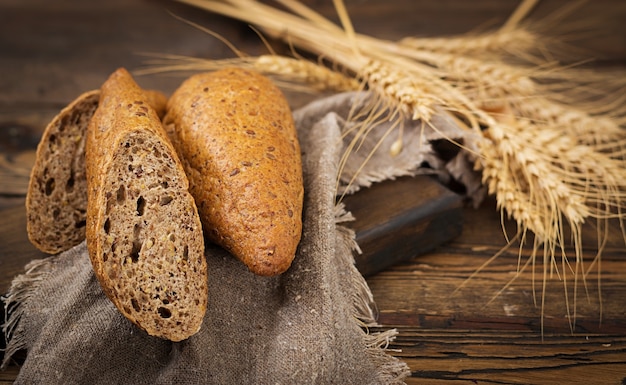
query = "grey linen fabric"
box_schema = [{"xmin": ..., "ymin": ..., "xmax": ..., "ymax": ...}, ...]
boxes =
[{"xmin": 2, "ymin": 92, "xmax": 429, "ymax": 384}]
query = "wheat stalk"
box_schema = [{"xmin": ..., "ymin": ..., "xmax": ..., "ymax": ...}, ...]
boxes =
[
  {"xmin": 139, "ymin": 53, "xmax": 360, "ymax": 92},
  {"xmin": 399, "ymin": 29, "xmax": 539, "ymax": 57}
]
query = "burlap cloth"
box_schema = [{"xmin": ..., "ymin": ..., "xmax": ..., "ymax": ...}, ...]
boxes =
[{"xmin": 2, "ymin": 92, "xmax": 480, "ymax": 384}]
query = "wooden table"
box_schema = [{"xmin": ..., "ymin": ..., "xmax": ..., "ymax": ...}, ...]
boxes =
[{"xmin": 2, "ymin": 1, "xmax": 626, "ymax": 384}]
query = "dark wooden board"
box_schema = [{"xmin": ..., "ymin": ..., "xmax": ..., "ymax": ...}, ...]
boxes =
[
  {"xmin": 367, "ymin": 199, "xmax": 626, "ymax": 384},
  {"xmin": 0, "ymin": 205, "xmax": 47, "ymax": 294},
  {"xmin": 343, "ymin": 175, "xmax": 463, "ymax": 277}
]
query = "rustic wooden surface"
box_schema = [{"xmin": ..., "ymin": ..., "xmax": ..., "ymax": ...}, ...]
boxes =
[{"xmin": 1, "ymin": 1, "xmax": 626, "ymax": 384}]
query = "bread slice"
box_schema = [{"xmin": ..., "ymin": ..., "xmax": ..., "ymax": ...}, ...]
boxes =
[
  {"xmin": 26, "ymin": 89, "xmax": 168, "ymax": 255},
  {"xmin": 26, "ymin": 90, "xmax": 100, "ymax": 254},
  {"xmin": 85, "ymin": 68, "xmax": 207, "ymax": 341}
]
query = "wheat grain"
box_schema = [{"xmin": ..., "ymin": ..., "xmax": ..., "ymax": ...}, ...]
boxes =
[
  {"xmin": 512, "ymin": 97, "xmax": 626, "ymax": 147},
  {"xmin": 433, "ymin": 54, "xmax": 538, "ymax": 98},
  {"xmin": 400, "ymin": 29, "xmax": 538, "ymax": 57},
  {"xmin": 479, "ymin": 120, "xmax": 592, "ymax": 237},
  {"xmin": 139, "ymin": 53, "xmax": 361, "ymax": 93},
  {"xmin": 253, "ymin": 55, "xmax": 360, "ymax": 92},
  {"xmin": 358, "ymin": 59, "xmax": 439, "ymax": 121}
]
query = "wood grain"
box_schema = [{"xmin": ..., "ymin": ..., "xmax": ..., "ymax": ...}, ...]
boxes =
[
  {"xmin": 367, "ymin": 199, "xmax": 626, "ymax": 384},
  {"xmin": 0, "ymin": 204, "xmax": 47, "ymax": 294},
  {"xmin": 386, "ymin": 328, "xmax": 626, "ymax": 385}
]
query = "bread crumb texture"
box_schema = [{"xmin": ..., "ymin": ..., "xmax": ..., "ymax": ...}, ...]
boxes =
[
  {"xmin": 99, "ymin": 133, "xmax": 207, "ymax": 341},
  {"xmin": 86, "ymin": 68, "xmax": 207, "ymax": 341},
  {"xmin": 26, "ymin": 90, "xmax": 99, "ymax": 254}
]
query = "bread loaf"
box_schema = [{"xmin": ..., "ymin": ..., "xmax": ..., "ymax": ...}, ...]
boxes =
[
  {"xmin": 85, "ymin": 68, "xmax": 207, "ymax": 341},
  {"xmin": 26, "ymin": 89, "xmax": 168, "ymax": 255},
  {"xmin": 164, "ymin": 68, "xmax": 303, "ymax": 276}
]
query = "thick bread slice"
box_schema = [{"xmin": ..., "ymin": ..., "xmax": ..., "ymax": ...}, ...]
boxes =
[
  {"xmin": 163, "ymin": 68, "xmax": 304, "ymax": 276},
  {"xmin": 26, "ymin": 89, "xmax": 168, "ymax": 255},
  {"xmin": 26, "ymin": 90, "xmax": 99, "ymax": 254},
  {"xmin": 86, "ymin": 68, "xmax": 207, "ymax": 341}
]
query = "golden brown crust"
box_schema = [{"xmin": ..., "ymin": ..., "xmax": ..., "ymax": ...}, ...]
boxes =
[
  {"xmin": 164, "ymin": 68, "xmax": 304, "ymax": 276},
  {"xmin": 85, "ymin": 68, "xmax": 207, "ymax": 341},
  {"xmin": 143, "ymin": 89, "xmax": 168, "ymax": 119}
]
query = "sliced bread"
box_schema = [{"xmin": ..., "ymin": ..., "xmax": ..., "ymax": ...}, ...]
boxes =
[
  {"xmin": 26, "ymin": 90, "xmax": 100, "ymax": 254},
  {"xmin": 85, "ymin": 68, "xmax": 207, "ymax": 341},
  {"xmin": 26, "ymin": 88, "xmax": 168, "ymax": 255}
]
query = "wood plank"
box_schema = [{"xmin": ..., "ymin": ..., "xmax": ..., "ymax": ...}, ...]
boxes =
[
  {"xmin": 0, "ymin": 204, "xmax": 47, "ymax": 294},
  {"xmin": 301, "ymin": 0, "xmax": 626, "ymax": 62},
  {"xmin": 0, "ymin": 0, "xmax": 267, "ymax": 106},
  {"xmin": 367, "ymin": 198, "xmax": 626, "ymax": 334},
  {"xmin": 385, "ymin": 329, "xmax": 626, "ymax": 385},
  {"xmin": 0, "ymin": 365, "xmax": 20, "ymax": 385},
  {"xmin": 343, "ymin": 175, "xmax": 463, "ymax": 276},
  {"xmin": 2, "ymin": 0, "xmax": 625, "ymax": 112},
  {"xmin": 365, "ymin": 200, "xmax": 626, "ymax": 383},
  {"xmin": 0, "ymin": 151, "xmax": 35, "ymax": 196}
]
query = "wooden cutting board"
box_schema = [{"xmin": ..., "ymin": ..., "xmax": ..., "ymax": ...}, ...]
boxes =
[{"xmin": 342, "ymin": 175, "xmax": 463, "ymax": 276}]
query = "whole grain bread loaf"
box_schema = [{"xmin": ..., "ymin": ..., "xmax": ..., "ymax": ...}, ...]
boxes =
[
  {"xmin": 26, "ymin": 89, "xmax": 168, "ymax": 255},
  {"xmin": 85, "ymin": 68, "xmax": 207, "ymax": 341},
  {"xmin": 163, "ymin": 68, "xmax": 304, "ymax": 276}
]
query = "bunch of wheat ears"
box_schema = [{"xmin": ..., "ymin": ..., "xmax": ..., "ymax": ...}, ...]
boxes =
[{"xmin": 145, "ymin": 0, "xmax": 626, "ymax": 332}]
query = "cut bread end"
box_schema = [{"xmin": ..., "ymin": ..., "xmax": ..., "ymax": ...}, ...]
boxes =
[
  {"xmin": 92, "ymin": 130, "xmax": 208, "ymax": 342},
  {"xmin": 26, "ymin": 90, "xmax": 100, "ymax": 254}
]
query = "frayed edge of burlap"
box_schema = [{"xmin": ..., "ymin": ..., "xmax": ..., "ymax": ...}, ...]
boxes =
[
  {"xmin": 1, "ymin": 257, "xmax": 53, "ymax": 370},
  {"xmin": 334, "ymin": 203, "xmax": 411, "ymax": 383},
  {"xmin": 364, "ymin": 328, "xmax": 412, "ymax": 385}
]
